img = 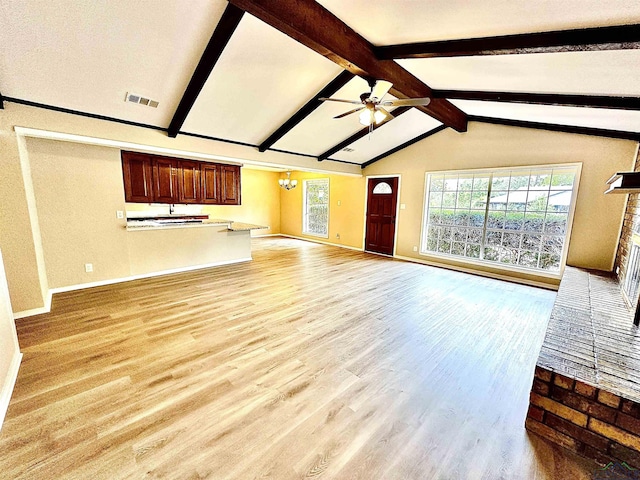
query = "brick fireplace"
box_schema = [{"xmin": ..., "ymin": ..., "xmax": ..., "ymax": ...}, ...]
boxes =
[{"xmin": 526, "ymin": 146, "xmax": 640, "ymax": 467}]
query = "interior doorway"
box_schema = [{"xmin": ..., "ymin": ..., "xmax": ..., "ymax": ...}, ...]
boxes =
[{"xmin": 364, "ymin": 176, "xmax": 399, "ymax": 255}]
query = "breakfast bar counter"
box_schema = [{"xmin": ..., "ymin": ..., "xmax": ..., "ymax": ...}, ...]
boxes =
[{"xmin": 124, "ymin": 216, "xmax": 267, "ymax": 276}]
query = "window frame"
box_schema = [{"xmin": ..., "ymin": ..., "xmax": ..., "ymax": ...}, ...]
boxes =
[
  {"xmin": 303, "ymin": 178, "xmax": 330, "ymax": 238},
  {"xmin": 419, "ymin": 163, "xmax": 582, "ymax": 279}
]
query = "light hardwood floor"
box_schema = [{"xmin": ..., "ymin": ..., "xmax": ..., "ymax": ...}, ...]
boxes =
[{"xmin": 0, "ymin": 237, "xmax": 597, "ymax": 479}]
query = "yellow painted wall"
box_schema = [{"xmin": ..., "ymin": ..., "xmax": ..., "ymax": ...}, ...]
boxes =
[
  {"xmin": 201, "ymin": 169, "xmax": 281, "ymax": 236},
  {"xmin": 364, "ymin": 121, "xmax": 637, "ymax": 285},
  {"xmin": 279, "ymin": 171, "xmax": 366, "ymax": 249}
]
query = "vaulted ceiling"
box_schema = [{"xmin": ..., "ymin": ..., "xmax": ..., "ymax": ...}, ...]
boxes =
[{"xmin": 1, "ymin": 0, "xmax": 640, "ymax": 169}]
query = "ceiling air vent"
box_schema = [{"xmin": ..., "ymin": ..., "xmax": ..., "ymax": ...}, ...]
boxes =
[
  {"xmin": 125, "ymin": 92, "xmax": 159, "ymax": 108},
  {"xmin": 342, "ymin": 147, "xmax": 354, "ymax": 153}
]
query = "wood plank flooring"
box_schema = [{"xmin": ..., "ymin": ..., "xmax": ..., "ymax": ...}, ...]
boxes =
[{"xmin": 0, "ymin": 237, "xmax": 597, "ymax": 479}]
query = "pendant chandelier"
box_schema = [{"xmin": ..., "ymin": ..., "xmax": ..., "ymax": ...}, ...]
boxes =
[{"xmin": 279, "ymin": 171, "xmax": 298, "ymax": 190}]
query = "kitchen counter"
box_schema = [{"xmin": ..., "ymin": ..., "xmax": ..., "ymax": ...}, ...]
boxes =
[
  {"xmin": 123, "ymin": 217, "xmax": 267, "ymax": 277},
  {"xmin": 227, "ymin": 222, "xmax": 268, "ymax": 232},
  {"xmin": 126, "ymin": 218, "xmax": 268, "ymax": 232}
]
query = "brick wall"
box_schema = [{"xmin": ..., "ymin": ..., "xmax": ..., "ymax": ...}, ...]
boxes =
[
  {"xmin": 615, "ymin": 145, "xmax": 640, "ymax": 304},
  {"xmin": 526, "ymin": 366, "xmax": 640, "ymax": 467}
]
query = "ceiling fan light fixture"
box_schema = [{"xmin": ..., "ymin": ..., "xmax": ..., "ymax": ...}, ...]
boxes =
[
  {"xmin": 358, "ymin": 109, "xmax": 371, "ymax": 126},
  {"xmin": 374, "ymin": 109, "xmax": 386, "ymax": 124}
]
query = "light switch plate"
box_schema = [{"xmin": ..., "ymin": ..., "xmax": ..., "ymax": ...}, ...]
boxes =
[{"xmin": 400, "ymin": 204, "xmax": 406, "ymax": 210}]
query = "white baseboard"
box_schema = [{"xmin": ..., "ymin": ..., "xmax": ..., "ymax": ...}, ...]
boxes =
[
  {"xmin": 394, "ymin": 254, "xmax": 559, "ymax": 290},
  {"xmin": 0, "ymin": 350, "xmax": 22, "ymax": 430},
  {"xmin": 13, "ymin": 305, "xmax": 49, "ymax": 320},
  {"xmin": 252, "ymin": 233, "xmax": 280, "ymax": 238},
  {"xmin": 278, "ymin": 234, "xmax": 364, "ymax": 252},
  {"xmin": 14, "ymin": 257, "xmax": 252, "ymax": 319}
]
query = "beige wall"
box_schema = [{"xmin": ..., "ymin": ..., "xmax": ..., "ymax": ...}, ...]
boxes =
[
  {"xmin": 0, "ymin": 248, "xmax": 21, "ymax": 428},
  {"xmin": 26, "ymin": 138, "xmax": 281, "ymax": 290},
  {"xmin": 279, "ymin": 171, "xmax": 366, "ymax": 249},
  {"xmin": 28, "ymin": 138, "xmax": 131, "ymax": 288},
  {"xmin": 2, "ymin": 99, "xmax": 638, "ymax": 310},
  {"xmin": 364, "ymin": 121, "xmax": 637, "ymax": 284},
  {"xmin": 0, "ymin": 101, "xmax": 360, "ymax": 312},
  {"xmin": 0, "ymin": 122, "xmax": 43, "ymax": 311}
]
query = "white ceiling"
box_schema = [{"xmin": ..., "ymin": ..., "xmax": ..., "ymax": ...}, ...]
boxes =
[
  {"xmin": 399, "ymin": 50, "xmax": 640, "ymax": 96},
  {"xmin": 330, "ymin": 110, "xmax": 442, "ymax": 163},
  {"xmin": 0, "ymin": 0, "xmax": 639, "ymax": 168},
  {"xmin": 181, "ymin": 14, "xmax": 343, "ymax": 145},
  {"xmin": 317, "ymin": 0, "xmax": 640, "ymax": 44},
  {"xmin": 0, "ymin": 0, "xmax": 224, "ymax": 127},
  {"xmin": 452, "ymin": 100, "xmax": 640, "ymax": 133}
]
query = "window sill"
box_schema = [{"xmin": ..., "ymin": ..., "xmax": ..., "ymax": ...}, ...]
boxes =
[
  {"xmin": 302, "ymin": 232, "xmax": 329, "ymax": 239},
  {"xmin": 418, "ymin": 250, "xmax": 563, "ymax": 280}
]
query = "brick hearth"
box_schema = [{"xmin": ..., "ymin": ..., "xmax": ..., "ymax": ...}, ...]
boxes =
[{"xmin": 527, "ymin": 267, "xmax": 640, "ymax": 467}]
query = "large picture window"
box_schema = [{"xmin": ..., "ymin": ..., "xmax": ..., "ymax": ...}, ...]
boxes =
[
  {"xmin": 303, "ymin": 178, "xmax": 329, "ymax": 238},
  {"xmin": 421, "ymin": 165, "xmax": 580, "ymax": 274}
]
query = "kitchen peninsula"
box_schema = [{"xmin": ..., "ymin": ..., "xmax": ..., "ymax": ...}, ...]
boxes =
[{"xmin": 125, "ymin": 214, "xmax": 267, "ymax": 277}]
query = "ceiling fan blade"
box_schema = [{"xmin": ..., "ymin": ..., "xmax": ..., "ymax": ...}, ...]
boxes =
[
  {"xmin": 382, "ymin": 97, "xmax": 431, "ymax": 107},
  {"xmin": 333, "ymin": 107, "xmax": 365, "ymax": 119},
  {"xmin": 370, "ymin": 80, "xmax": 392, "ymax": 102},
  {"xmin": 378, "ymin": 107, "xmax": 393, "ymax": 119},
  {"xmin": 319, "ymin": 97, "xmax": 362, "ymax": 105}
]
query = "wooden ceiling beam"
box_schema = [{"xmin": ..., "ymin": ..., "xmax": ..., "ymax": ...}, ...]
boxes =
[
  {"xmin": 469, "ymin": 115, "xmax": 640, "ymax": 141},
  {"xmin": 258, "ymin": 70, "xmax": 354, "ymax": 152},
  {"xmin": 318, "ymin": 107, "xmax": 412, "ymax": 161},
  {"xmin": 167, "ymin": 4, "xmax": 244, "ymax": 138},
  {"xmin": 228, "ymin": 0, "xmax": 467, "ymax": 132},
  {"xmin": 434, "ymin": 90, "xmax": 640, "ymax": 110},
  {"xmin": 376, "ymin": 23, "xmax": 640, "ymax": 59},
  {"xmin": 0, "ymin": 92, "xmax": 4, "ymax": 110},
  {"xmin": 361, "ymin": 125, "xmax": 448, "ymax": 169}
]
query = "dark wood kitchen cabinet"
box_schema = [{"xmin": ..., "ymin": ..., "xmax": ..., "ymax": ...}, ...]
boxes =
[
  {"xmin": 152, "ymin": 157, "xmax": 179, "ymax": 204},
  {"xmin": 220, "ymin": 165, "xmax": 241, "ymax": 205},
  {"xmin": 122, "ymin": 152, "xmax": 153, "ymax": 203},
  {"xmin": 178, "ymin": 161, "xmax": 202, "ymax": 203},
  {"xmin": 201, "ymin": 163, "xmax": 220, "ymax": 204},
  {"xmin": 121, "ymin": 151, "xmax": 241, "ymax": 205}
]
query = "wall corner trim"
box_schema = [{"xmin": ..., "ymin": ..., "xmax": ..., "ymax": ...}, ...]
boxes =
[{"xmin": 0, "ymin": 351, "xmax": 22, "ymax": 430}]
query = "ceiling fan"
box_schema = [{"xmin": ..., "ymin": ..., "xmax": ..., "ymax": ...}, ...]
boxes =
[{"xmin": 319, "ymin": 79, "xmax": 431, "ymax": 131}]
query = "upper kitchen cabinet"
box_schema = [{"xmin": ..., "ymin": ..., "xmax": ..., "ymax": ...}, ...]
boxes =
[
  {"xmin": 178, "ymin": 161, "xmax": 202, "ymax": 204},
  {"xmin": 152, "ymin": 157, "xmax": 179, "ymax": 204},
  {"xmin": 122, "ymin": 151, "xmax": 153, "ymax": 203},
  {"xmin": 121, "ymin": 151, "xmax": 241, "ymax": 205},
  {"xmin": 201, "ymin": 163, "xmax": 220, "ymax": 204},
  {"xmin": 220, "ymin": 165, "xmax": 241, "ymax": 205}
]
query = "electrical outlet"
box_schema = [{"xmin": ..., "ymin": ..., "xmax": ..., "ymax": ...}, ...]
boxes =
[
  {"xmin": 116, "ymin": 210, "xmax": 124, "ymax": 219},
  {"xmin": 337, "ymin": 200, "xmax": 341, "ymax": 206},
  {"xmin": 336, "ymin": 233, "xmax": 340, "ymax": 239},
  {"xmin": 400, "ymin": 204, "xmax": 406, "ymax": 210},
  {"xmin": 85, "ymin": 263, "xmax": 93, "ymax": 273},
  {"xmin": 413, "ymin": 246, "xmax": 418, "ymax": 252}
]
